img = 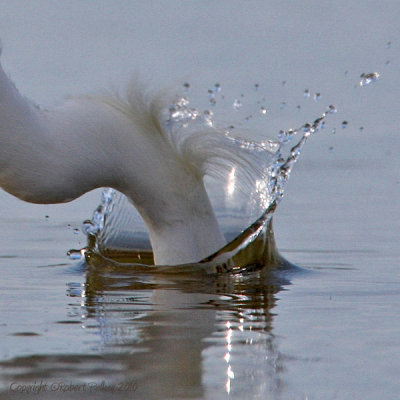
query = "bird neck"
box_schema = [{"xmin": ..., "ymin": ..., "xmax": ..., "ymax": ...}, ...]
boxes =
[
  {"xmin": 122, "ymin": 172, "xmax": 226, "ymax": 265},
  {"xmin": 0, "ymin": 59, "xmax": 226, "ymax": 265}
]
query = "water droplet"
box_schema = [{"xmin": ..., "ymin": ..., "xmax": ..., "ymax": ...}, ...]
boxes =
[
  {"xmin": 260, "ymin": 107, "xmax": 267, "ymax": 115},
  {"xmin": 328, "ymin": 104, "xmax": 337, "ymax": 114},
  {"xmin": 214, "ymin": 83, "xmax": 221, "ymax": 92},
  {"xmin": 309, "ymin": 119, "xmax": 322, "ymax": 134},
  {"xmin": 278, "ymin": 129, "xmax": 296, "ymax": 144},
  {"xmin": 303, "ymin": 89, "xmax": 310, "ymax": 98},
  {"xmin": 233, "ymin": 99, "xmax": 242, "ymax": 110},
  {"xmin": 359, "ymin": 72, "xmax": 380, "ymax": 86},
  {"xmin": 341, "ymin": 121, "xmax": 348, "ymax": 129},
  {"xmin": 203, "ymin": 109, "xmax": 214, "ymax": 126},
  {"xmin": 208, "ymin": 89, "xmax": 216, "ymax": 105},
  {"xmin": 314, "ymin": 92, "xmax": 321, "ymax": 101},
  {"xmin": 67, "ymin": 249, "xmax": 84, "ymax": 260},
  {"xmin": 176, "ymin": 97, "xmax": 189, "ymax": 107}
]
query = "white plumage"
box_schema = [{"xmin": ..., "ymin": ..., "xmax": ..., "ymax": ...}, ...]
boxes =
[{"xmin": 0, "ymin": 46, "xmax": 267, "ymax": 265}]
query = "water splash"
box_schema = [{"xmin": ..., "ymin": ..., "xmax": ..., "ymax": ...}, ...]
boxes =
[
  {"xmin": 82, "ymin": 85, "xmax": 337, "ymax": 273},
  {"xmin": 314, "ymin": 92, "xmax": 321, "ymax": 101},
  {"xmin": 233, "ymin": 99, "xmax": 243, "ymax": 110},
  {"xmin": 359, "ymin": 72, "xmax": 380, "ymax": 86}
]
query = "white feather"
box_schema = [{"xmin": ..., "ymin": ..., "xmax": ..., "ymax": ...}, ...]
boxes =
[{"xmin": 0, "ymin": 54, "xmax": 272, "ymax": 265}]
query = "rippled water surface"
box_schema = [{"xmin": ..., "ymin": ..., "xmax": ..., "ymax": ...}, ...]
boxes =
[{"xmin": 1, "ymin": 1, "xmax": 400, "ymax": 399}]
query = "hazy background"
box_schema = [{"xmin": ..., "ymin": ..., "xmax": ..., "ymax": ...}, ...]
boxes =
[
  {"xmin": 0, "ymin": 2, "xmax": 399, "ymax": 399},
  {"xmin": 0, "ymin": 1, "xmax": 398, "ymax": 253}
]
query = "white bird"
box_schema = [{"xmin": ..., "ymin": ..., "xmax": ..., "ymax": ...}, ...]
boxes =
[{"xmin": 0, "ymin": 46, "xmax": 264, "ymax": 265}]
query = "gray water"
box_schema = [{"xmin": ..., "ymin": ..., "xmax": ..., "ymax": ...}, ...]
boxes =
[{"xmin": 0, "ymin": 1, "xmax": 399, "ymax": 399}]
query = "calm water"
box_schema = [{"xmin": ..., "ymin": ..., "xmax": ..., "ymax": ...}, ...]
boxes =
[{"xmin": 1, "ymin": 1, "xmax": 399, "ymax": 399}]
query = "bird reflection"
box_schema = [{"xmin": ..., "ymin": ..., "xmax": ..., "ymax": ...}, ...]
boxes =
[
  {"xmin": 0, "ymin": 262, "xmax": 292, "ymax": 399},
  {"xmin": 75, "ymin": 259, "xmax": 293, "ymax": 399}
]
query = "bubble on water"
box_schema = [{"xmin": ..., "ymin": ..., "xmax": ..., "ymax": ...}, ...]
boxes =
[
  {"xmin": 260, "ymin": 107, "xmax": 267, "ymax": 115},
  {"xmin": 341, "ymin": 121, "xmax": 348, "ymax": 129},
  {"xmin": 233, "ymin": 99, "xmax": 242, "ymax": 110},
  {"xmin": 314, "ymin": 92, "xmax": 321, "ymax": 101},
  {"xmin": 359, "ymin": 72, "xmax": 380, "ymax": 86},
  {"xmin": 303, "ymin": 89, "xmax": 310, "ymax": 98}
]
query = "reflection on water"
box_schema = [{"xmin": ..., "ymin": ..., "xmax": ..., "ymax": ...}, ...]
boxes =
[
  {"xmin": 0, "ymin": 75, "xmax": 354, "ymax": 400},
  {"xmin": 0, "ymin": 260, "xmax": 293, "ymax": 399}
]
